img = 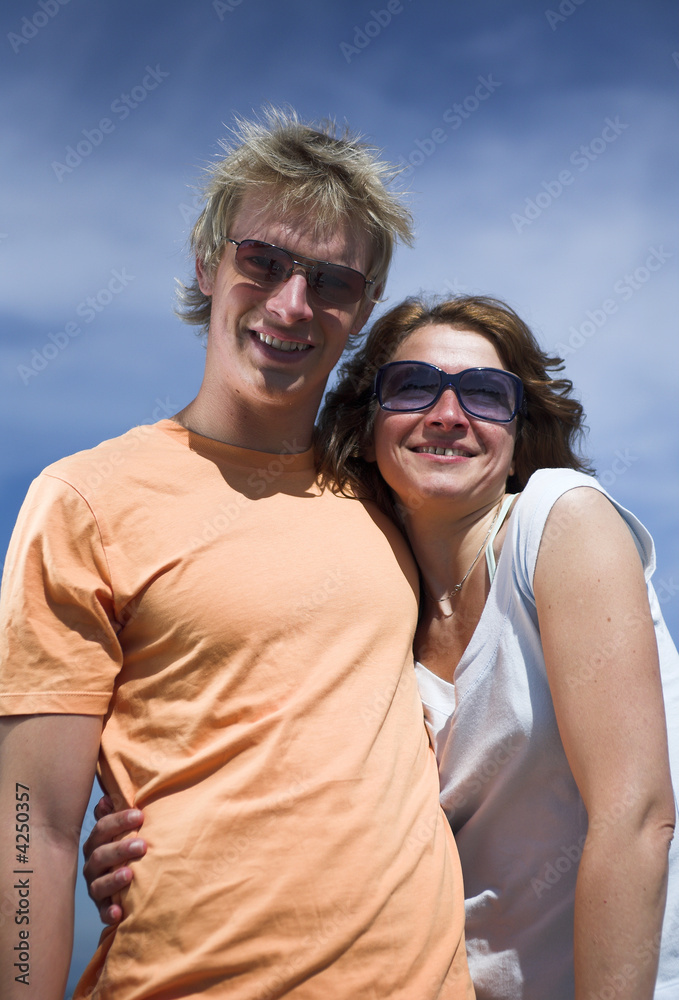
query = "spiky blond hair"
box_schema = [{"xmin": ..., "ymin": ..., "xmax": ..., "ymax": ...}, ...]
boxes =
[{"xmin": 176, "ymin": 106, "xmax": 413, "ymax": 332}]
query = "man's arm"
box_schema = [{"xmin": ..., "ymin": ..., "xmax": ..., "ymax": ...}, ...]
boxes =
[
  {"xmin": 0, "ymin": 714, "xmax": 102, "ymax": 1000},
  {"xmin": 535, "ymin": 488, "xmax": 675, "ymax": 1000}
]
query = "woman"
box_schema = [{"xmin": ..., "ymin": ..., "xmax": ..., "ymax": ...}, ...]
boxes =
[{"xmin": 84, "ymin": 296, "xmax": 679, "ymax": 999}]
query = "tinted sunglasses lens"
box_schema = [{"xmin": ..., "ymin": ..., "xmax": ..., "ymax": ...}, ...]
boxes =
[
  {"xmin": 235, "ymin": 241, "xmax": 291, "ymax": 282},
  {"xmin": 235, "ymin": 241, "xmax": 365, "ymax": 305},
  {"xmin": 458, "ymin": 370, "xmax": 519, "ymax": 421},
  {"xmin": 308, "ymin": 265, "xmax": 365, "ymax": 305},
  {"xmin": 380, "ymin": 364, "xmax": 440, "ymax": 410}
]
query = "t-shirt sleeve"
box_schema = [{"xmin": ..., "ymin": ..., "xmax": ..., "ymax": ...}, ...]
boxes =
[
  {"xmin": 0, "ymin": 473, "xmax": 122, "ymax": 716},
  {"xmin": 513, "ymin": 468, "xmax": 657, "ymax": 600}
]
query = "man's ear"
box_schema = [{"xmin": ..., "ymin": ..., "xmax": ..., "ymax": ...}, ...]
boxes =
[{"xmin": 196, "ymin": 257, "xmax": 214, "ymax": 296}]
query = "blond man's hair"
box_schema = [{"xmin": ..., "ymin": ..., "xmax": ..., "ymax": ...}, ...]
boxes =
[{"xmin": 176, "ymin": 106, "xmax": 413, "ymax": 332}]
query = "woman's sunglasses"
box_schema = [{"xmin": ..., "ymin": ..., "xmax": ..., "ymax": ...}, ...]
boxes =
[
  {"xmin": 224, "ymin": 238, "xmax": 374, "ymax": 306},
  {"xmin": 374, "ymin": 361, "xmax": 524, "ymax": 423}
]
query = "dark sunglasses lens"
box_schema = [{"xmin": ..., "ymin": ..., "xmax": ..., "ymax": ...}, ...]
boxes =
[
  {"xmin": 458, "ymin": 370, "xmax": 518, "ymax": 421},
  {"xmin": 380, "ymin": 364, "xmax": 440, "ymax": 410},
  {"xmin": 235, "ymin": 241, "xmax": 365, "ymax": 305},
  {"xmin": 235, "ymin": 241, "xmax": 291, "ymax": 282},
  {"xmin": 309, "ymin": 265, "xmax": 365, "ymax": 305}
]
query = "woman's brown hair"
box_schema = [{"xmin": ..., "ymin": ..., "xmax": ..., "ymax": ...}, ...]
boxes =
[{"xmin": 315, "ymin": 295, "xmax": 593, "ymax": 517}]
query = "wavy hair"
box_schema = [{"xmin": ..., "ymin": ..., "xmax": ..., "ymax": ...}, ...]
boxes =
[
  {"xmin": 316, "ymin": 295, "xmax": 593, "ymax": 516},
  {"xmin": 175, "ymin": 106, "xmax": 413, "ymax": 334}
]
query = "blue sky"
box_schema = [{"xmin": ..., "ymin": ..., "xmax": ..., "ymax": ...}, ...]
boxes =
[{"xmin": 1, "ymin": 0, "xmax": 677, "ymax": 992}]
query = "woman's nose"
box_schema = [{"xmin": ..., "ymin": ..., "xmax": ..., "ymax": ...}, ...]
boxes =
[{"xmin": 423, "ymin": 386, "xmax": 470, "ymax": 426}]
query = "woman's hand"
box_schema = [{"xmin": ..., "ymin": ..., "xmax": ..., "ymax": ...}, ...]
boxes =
[{"xmin": 82, "ymin": 795, "xmax": 147, "ymax": 925}]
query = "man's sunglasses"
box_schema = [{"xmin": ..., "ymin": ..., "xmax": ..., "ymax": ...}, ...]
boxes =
[
  {"xmin": 224, "ymin": 238, "xmax": 375, "ymax": 306},
  {"xmin": 374, "ymin": 361, "xmax": 524, "ymax": 423}
]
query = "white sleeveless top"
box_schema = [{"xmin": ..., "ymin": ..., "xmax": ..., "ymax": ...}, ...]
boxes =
[{"xmin": 416, "ymin": 468, "xmax": 679, "ymax": 1000}]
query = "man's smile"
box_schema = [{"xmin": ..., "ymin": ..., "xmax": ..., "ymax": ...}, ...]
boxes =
[{"xmin": 254, "ymin": 331, "xmax": 312, "ymax": 353}]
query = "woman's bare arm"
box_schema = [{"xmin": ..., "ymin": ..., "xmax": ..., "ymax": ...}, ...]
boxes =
[{"xmin": 535, "ymin": 487, "xmax": 675, "ymax": 1000}]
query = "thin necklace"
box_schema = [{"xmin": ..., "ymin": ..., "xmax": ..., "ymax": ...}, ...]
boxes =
[{"xmin": 426, "ymin": 498, "xmax": 503, "ymax": 607}]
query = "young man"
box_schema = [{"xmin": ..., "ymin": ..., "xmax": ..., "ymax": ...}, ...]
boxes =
[{"xmin": 0, "ymin": 110, "xmax": 474, "ymax": 1000}]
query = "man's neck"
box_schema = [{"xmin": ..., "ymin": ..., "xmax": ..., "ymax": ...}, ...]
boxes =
[{"xmin": 172, "ymin": 393, "xmax": 317, "ymax": 455}]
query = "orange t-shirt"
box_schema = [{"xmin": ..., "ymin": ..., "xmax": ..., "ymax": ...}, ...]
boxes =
[{"xmin": 0, "ymin": 420, "xmax": 473, "ymax": 999}]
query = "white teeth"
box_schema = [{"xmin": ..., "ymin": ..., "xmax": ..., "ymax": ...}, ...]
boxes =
[
  {"xmin": 417, "ymin": 447, "xmax": 467, "ymax": 457},
  {"xmin": 257, "ymin": 333, "xmax": 310, "ymax": 352}
]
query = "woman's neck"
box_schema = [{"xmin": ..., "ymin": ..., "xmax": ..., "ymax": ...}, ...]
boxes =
[{"xmin": 403, "ymin": 493, "xmax": 507, "ymax": 604}]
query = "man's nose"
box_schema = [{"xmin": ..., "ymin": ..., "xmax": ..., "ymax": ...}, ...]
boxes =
[{"xmin": 266, "ymin": 269, "xmax": 314, "ymax": 323}]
